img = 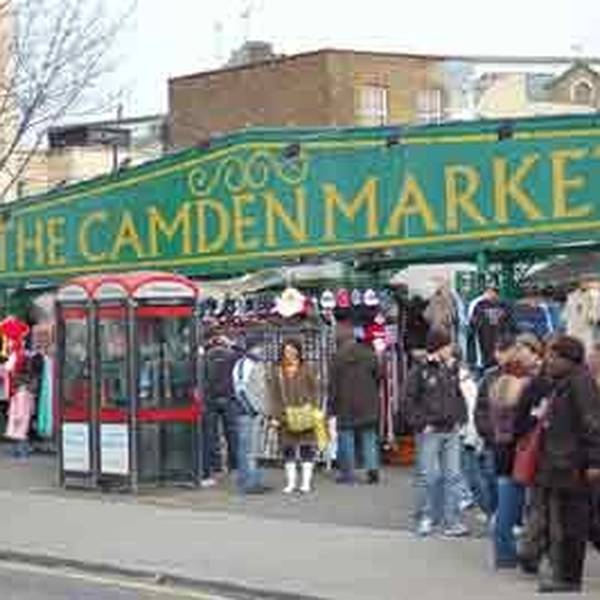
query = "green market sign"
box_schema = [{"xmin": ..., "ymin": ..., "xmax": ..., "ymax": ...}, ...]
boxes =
[{"xmin": 2, "ymin": 116, "xmax": 600, "ymax": 283}]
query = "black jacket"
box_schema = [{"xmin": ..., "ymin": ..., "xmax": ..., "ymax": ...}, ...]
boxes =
[
  {"xmin": 203, "ymin": 345, "xmax": 239, "ymax": 401},
  {"xmin": 405, "ymin": 357, "xmax": 467, "ymax": 432},
  {"xmin": 329, "ymin": 341, "xmax": 380, "ymax": 428},
  {"xmin": 536, "ymin": 365, "xmax": 600, "ymax": 489}
]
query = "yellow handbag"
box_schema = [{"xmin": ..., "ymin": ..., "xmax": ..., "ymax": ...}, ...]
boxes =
[
  {"xmin": 285, "ymin": 403, "xmax": 316, "ymax": 433},
  {"xmin": 279, "ymin": 371, "xmax": 317, "ymax": 433}
]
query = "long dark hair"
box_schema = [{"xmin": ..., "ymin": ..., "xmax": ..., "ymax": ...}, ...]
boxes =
[{"xmin": 279, "ymin": 338, "xmax": 304, "ymax": 365}]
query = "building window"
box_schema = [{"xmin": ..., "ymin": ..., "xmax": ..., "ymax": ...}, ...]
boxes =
[
  {"xmin": 356, "ymin": 85, "xmax": 389, "ymax": 126},
  {"xmin": 571, "ymin": 78, "xmax": 595, "ymax": 104},
  {"xmin": 416, "ymin": 89, "xmax": 444, "ymax": 124}
]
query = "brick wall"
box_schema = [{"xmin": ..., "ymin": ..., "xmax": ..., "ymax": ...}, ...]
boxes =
[
  {"xmin": 168, "ymin": 50, "xmax": 444, "ymax": 148},
  {"xmin": 169, "ymin": 52, "xmax": 333, "ymax": 148}
]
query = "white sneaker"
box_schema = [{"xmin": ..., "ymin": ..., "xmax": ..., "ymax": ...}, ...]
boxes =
[
  {"xmin": 200, "ymin": 478, "xmax": 217, "ymax": 489},
  {"xmin": 459, "ymin": 498, "xmax": 474, "ymax": 512},
  {"xmin": 442, "ymin": 523, "xmax": 470, "ymax": 538},
  {"xmin": 417, "ymin": 518, "xmax": 433, "ymax": 537}
]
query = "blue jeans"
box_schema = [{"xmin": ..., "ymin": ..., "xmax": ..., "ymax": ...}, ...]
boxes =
[
  {"xmin": 338, "ymin": 425, "xmax": 379, "ymax": 480},
  {"xmin": 461, "ymin": 445, "xmax": 495, "ymax": 515},
  {"xmin": 480, "ymin": 448, "xmax": 498, "ymax": 515},
  {"xmin": 494, "ymin": 476, "xmax": 525, "ymax": 565},
  {"xmin": 201, "ymin": 396, "xmax": 238, "ymax": 478},
  {"xmin": 236, "ymin": 414, "xmax": 263, "ymax": 492},
  {"xmin": 414, "ymin": 430, "xmax": 462, "ymax": 528}
]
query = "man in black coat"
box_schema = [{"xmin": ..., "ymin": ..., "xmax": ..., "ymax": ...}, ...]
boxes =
[
  {"xmin": 201, "ymin": 336, "xmax": 240, "ymax": 485},
  {"xmin": 329, "ymin": 325, "xmax": 381, "ymax": 485},
  {"xmin": 406, "ymin": 329, "xmax": 468, "ymax": 537},
  {"xmin": 532, "ymin": 335, "xmax": 600, "ymax": 594}
]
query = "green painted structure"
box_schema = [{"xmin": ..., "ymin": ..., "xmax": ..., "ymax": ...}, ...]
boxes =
[{"xmin": 2, "ymin": 114, "xmax": 600, "ymax": 287}]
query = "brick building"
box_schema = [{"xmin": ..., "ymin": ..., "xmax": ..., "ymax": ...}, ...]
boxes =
[
  {"xmin": 168, "ymin": 48, "xmax": 448, "ymax": 148},
  {"xmin": 168, "ymin": 47, "xmax": 600, "ymax": 150}
]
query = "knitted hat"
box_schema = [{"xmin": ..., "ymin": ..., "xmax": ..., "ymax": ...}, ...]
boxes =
[
  {"xmin": 550, "ymin": 335, "xmax": 585, "ymax": 365},
  {"xmin": 426, "ymin": 329, "xmax": 452, "ymax": 354},
  {"xmin": 336, "ymin": 288, "xmax": 351, "ymax": 309}
]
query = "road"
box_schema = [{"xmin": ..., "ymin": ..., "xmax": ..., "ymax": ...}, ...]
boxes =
[{"xmin": 0, "ymin": 561, "xmax": 233, "ymax": 600}]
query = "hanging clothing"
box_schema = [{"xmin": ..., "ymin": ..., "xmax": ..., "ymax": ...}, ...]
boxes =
[
  {"xmin": 563, "ymin": 287, "xmax": 600, "ymax": 356},
  {"xmin": 450, "ymin": 289, "xmax": 468, "ymax": 360},
  {"xmin": 6, "ymin": 385, "xmax": 34, "ymax": 441},
  {"xmin": 423, "ymin": 289, "xmax": 458, "ymax": 339},
  {"xmin": 36, "ymin": 357, "xmax": 54, "ymax": 439},
  {"xmin": 469, "ymin": 297, "xmax": 514, "ymax": 370}
]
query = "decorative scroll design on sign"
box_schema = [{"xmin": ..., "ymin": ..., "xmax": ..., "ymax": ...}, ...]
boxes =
[{"xmin": 188, "ymin": 149, "xmax": 309, "ymax": 196}]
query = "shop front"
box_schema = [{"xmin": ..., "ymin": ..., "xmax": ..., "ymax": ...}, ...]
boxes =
[{"xmin": 1, "ymin": 114, "xmax": 600, "ymax": 477}]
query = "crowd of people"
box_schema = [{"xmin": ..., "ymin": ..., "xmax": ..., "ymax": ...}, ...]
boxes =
[
  {"xmin": 200, "ymin": 317, "xmax": 600, "ymax": 593},
  {"xmin": 408, "ymin": 327, "xmax": 600, "ymax": 594},
  {"xmin": 200, "ymin": 322, "xmax": 381, "ymax": 495}
]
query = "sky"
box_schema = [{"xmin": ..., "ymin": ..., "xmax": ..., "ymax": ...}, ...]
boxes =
[{"xmin": 105, "ymin": 0, "xmax": 600, "ymax": 117}]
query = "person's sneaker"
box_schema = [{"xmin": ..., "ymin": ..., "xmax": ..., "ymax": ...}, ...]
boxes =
[
  {"xmin": 538, "ymin": 580, "xmax": 581, "ymax": 594},
  {"xmin": 459, "ymin": 498, "xmax": 474, "ymax": 512},
  {"xmin": 517, "ymin": 556, "xmax": 539, "ymax": 575},
  {"xmin": 441, "ymin": 523, "xmax": 469, "ymax": 538},
  {"xmin": 416, "ymin": 518, "xmax": 433, "ymax": 537},
  {"xmin": 200, "ymin": 478, "xmax": 217, "ymax": 489},
  {"xmin": 495, "ymin": 558, "xmax": 518, "ymax": 570},
  {"xmin": 366, "ymin": 470, "xmax": 380, "ymax": 485},
  {"xmin": 242, "ymin": 484, "xmax": 272, "ymax": 495}
]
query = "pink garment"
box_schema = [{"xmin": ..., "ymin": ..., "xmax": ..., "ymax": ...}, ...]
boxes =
[{"xmin": 5, "ymin": 386, "xmax": 34, "ymax": 441}]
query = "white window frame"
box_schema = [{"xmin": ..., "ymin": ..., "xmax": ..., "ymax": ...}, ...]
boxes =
[
  {"xmin": 570, "ymin": 77, "xmax": 595, "ymax": 104},
  {"xmin": 416, "ymin": 89, "xmax": 444, "ymax": 124},
  {"xmin": 356, "ymin": 85, "xmax": 389, "ymax": 126}
]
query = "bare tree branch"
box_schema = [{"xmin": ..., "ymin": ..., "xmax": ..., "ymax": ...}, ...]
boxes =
[{"xmin": 0, "ymin": 0, "xmax": 134, "ymax": 200}]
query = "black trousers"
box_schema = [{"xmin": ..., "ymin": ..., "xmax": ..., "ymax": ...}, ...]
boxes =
[{"xmin": 530, "ymin": 485, "xmax": 590, "ymax": 584}]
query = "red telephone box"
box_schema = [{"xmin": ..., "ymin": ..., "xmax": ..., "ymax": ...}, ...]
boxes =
[{"xmin": 56, "ymin": 272, "xmax": 201, "ymax": 491}]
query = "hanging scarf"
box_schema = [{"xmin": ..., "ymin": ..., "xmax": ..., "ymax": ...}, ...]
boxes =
[{"xmin": 36, "ymin": 357, "xmax": 54, "ymax": 439}]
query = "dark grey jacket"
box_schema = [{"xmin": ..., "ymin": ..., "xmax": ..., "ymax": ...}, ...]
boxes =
[
  {"xmin": 537, "ymin": 364, "xmax": 600, "ymax": 489},
  {"xmin": 406, "ymin": 357, "xmax": 467, "ymax": 432},
  {"xmin": 329, "ymin": 341, "xmax": 380, "ymax": 428}
]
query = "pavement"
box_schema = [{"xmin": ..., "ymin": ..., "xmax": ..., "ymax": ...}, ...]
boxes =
[
  {"xmin": 1, "ymin": 450, "xmax": 600, "ymax": 599},
  {"xmin": 0, "ymin": 560, "xmax": 225, "ymax": 600}
]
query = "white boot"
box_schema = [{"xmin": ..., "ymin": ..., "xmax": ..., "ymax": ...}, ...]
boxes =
[
  {"xmin": 283, "ymin": 462, "xmax": 297, "ymax": 494},
  {"xmin": 300, "ymin": 462, "xmax": 314, "ymax": 494}
]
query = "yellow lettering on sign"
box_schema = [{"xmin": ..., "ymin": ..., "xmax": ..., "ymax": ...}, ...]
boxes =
[
  {"xmin": 493, "ymin": 154, "xmax": 544, "ymax": 224},
  {"xmin": 385, "ymin": 173, "xmax": 438, "ymax": 235},
  {"xmin": 551, "ymin": 148, "xmax": 592, "ymax": 219},
  {"xmin": 147, "ymin": 204, "xmax": 192, "ymax": 257},
  {"xmin": 111, "ymin": 211, "xmax": 145, "ymax": 260},
  {"xmin": 196, "ymin": 199, "xmax": 230, "ymax": 254},
  {"xmin": 79, "ymin": 211, "xmax": 108, "ymax": 263},
  {"xmin": 46, "ymin": 216, "xmax": 67, "ymax": 266},
  {"xmin": 232, "ymin": 193, "xmax": 260, "ymax": 252},
  {"xmin": 264, "ymin": 188, "xmax": 307, "ymax": 248},
  {"xmin": 323, "ymin": 177, "xmax": 379, "ymax": 241},
  {"xmin": 16, "ymin": 218, "xmax": 45, "ymax": 270},
  {"xmin": 445, "ymin": 165, "xmax": 487, "ymax": 231}
]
